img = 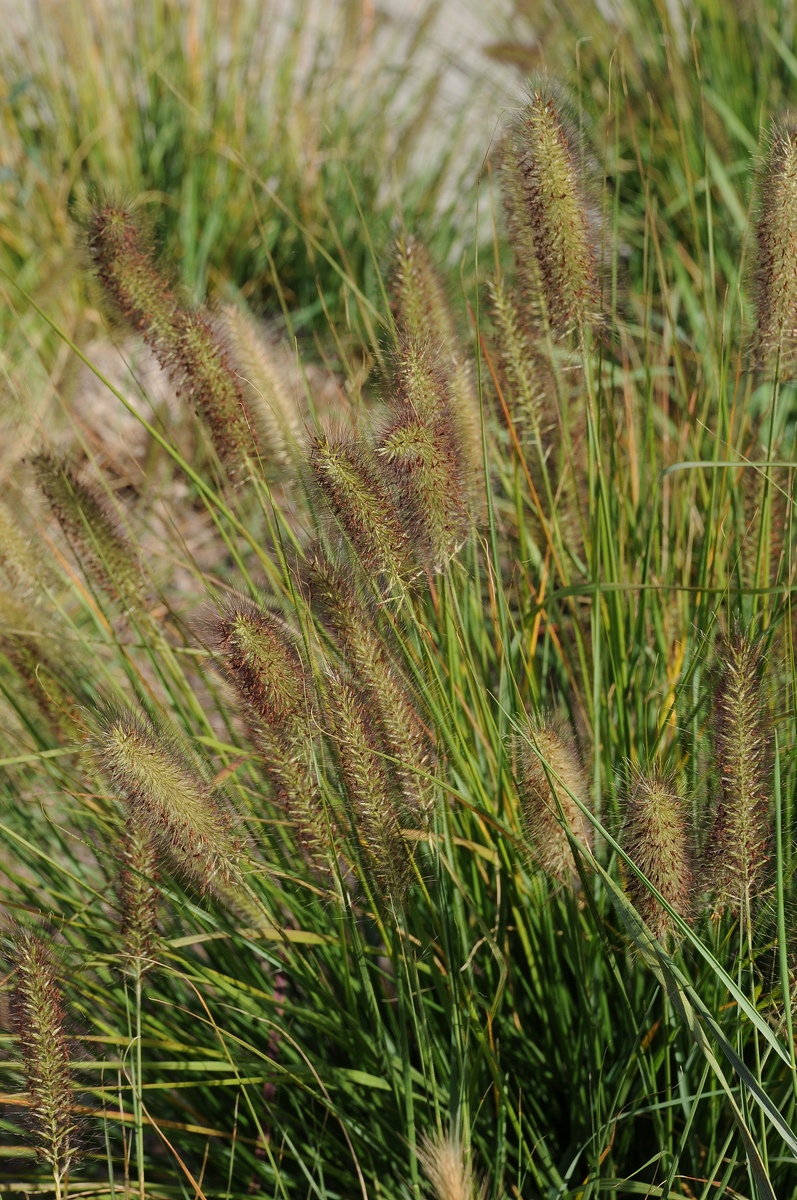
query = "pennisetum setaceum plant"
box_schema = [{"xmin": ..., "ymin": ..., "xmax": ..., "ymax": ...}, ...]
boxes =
[{"xmin": 3, "ymin": 71, "xmax": 797, "ymax": 1199}]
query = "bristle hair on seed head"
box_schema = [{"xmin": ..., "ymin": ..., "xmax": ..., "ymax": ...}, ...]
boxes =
[
  {"xmin": 214, "ymin": 304, "xmax": 301, "ymax": 465},
  {"xmin": 391, "ymin": 234, "xmax": 457, "ymax": 349},
  {"xmin": 418, "ymin": 1130, "xmax": 484, "ymax": 1200},
  {"xmin": 88, "ymin": 203, "xmax": 259, "ymax": 477},
  {"xmin": 10, "ymin": 931, "xmax": 79, "ymax": 1184},
  {"xmin": 95, "ymin": 705, "xmax": 240, "ymax": 895},
  {"xmin": 705, "ymin": 627, "xmax": 772, "ymax": 919},
  {"xmin": 33, "ymin": 452, "xmax": 146, "ymax": 613},
  {"xmin": 754, "ymin": 117, "xmax": 797, "ymax": 373},
  {"xmin": 325, "ymin": 669, "xmax": 413, "ymax": 905},
  {"xmin": 308, "ymin": 429, "xmax": 414, "ymax": 586},
  {"xmin": 210, "ymin": 594, "xmax": 310, "ymax": 731},
  {"xmin": 514, "ymin": 715, "xmax": 592, "ymax": 888},
  {"xmin": 119, "ymin": 810, "xmax": 160, "ymax": 971},
  {"xmin": 502, "ymin": 81, "xmax": 601, "ymax": 336},
  {"xmin": 620, "ymin": 764, "xmax": 694, "ymax": 947}
]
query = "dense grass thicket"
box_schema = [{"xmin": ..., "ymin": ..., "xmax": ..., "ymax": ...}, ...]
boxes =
[{"xmin": 4, "ymin": 1, "xmax": 797, "ymax": 1197}]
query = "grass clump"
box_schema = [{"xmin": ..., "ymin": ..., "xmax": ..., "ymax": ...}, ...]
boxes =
[{"xmin": 5, "ymin": 24, "xmax": 797, "ymax": 1200}]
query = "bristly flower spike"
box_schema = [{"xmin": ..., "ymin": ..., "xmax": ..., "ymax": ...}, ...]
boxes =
[
  {"xmin": 33, "ymin": 453, "xmax": 147, "ymax": 615},
  {"xmin": 706, "ymin": 628, "xmax": 771, "ymax": 919},
  {"xmin": 755, "ymin": 117, "xmax": 797, "ymax": 372},
  {"xmin": 212, "ymin": 596, "xmax": 328, "ymax": 864},
  {"xmin": 88, "ymin": 204, "xmax": 259, "ymax": 477},
  {"xmin": 620, "ymin": 766, "xmax": 694, "ymax": 947},
  {"xmin": 502, "ymin": 83, "xmax": 600, "ymax": 336},
  {"xmin": 418, "ymin": 1129, "xmax": 485, "ymax": 1200},
  {"xmin": 96, "ymin": 707, "xmax": 240, "ymax": 896},
  {"xmin": 119, "ymin": 810, "xmax": 160, "ymax": 972},
  {"xmin": 309, "ymin": 431, "xmax": 414, "ymax": 587},
  {"xmin": 11, "ymin": 932, "xmax": 79, "ymax": 1194},
  {"xmin": 515, "ymin": 716, "xmax": 592, "ymax": 888}
]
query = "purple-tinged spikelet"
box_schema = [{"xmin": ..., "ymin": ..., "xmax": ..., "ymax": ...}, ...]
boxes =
[
  {"xmin": 11, "ymin": 933, "xmax": 79, "ymax": 1187},
  {"xmin": 754, "ymin": 118, "xmax": 797, "ymax": 372},
  {"xmin": 621, "ymin": 767, "xmax": 694, "ymax": 947},
  {"xmin": 309, "ymin": 431, "xmax": 414, "ymax": 585},
  {"xmin": 706, "ymin": 630, "xmax": 771, "ymax": 918},
  {"xmin": 502, "ymin": 85, "xmax": 600, "ymax": 336},
  {"xmin": 378, "ymin": 410, "xmax": 470, "ymax": 572},
  {"xmin": 33, "ymin": 453, "xmax": 146, "ymax": 614},
  {"xmin": 211, "ymin": 597, "xmax": 328, "ymax": 863},
  {"xmin": 87, "ymin": 204, "xmax": 258, "ymax": 476},
  {"xmin": 119, "ymin": 811, "xmax": 160, "ymax": 971},
  {"xmin": 303, "ymin": 546, "xmax": 436, "ymax": 824},
  {"xmin": 325, "ymin": 670, "xmax": 412, "ymax": 904},
  {"xmin": 515, "ymin": 716, "xmax": 592, "ymax": 887},
  {"xmin": 96, "ymin": 708, "xmax": 239, "ymax": 895},
  {"xmin": 213, "ymin": 598, "xmax": 309, "ymax": 731},
  {"xmin": 392, "ymin": 239, "xmax": 484, "ymax": 510}
]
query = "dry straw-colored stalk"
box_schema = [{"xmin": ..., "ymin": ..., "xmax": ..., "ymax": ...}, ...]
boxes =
[
  {"xmin": 515, "ymin": 716, "xmax": 592, "ymax": 888},
  {"xmin": 11, "ymin": 932, "xmax": 79, "ymax": 1194},
  {"xmin": 620, "ymin": 766, "xmax": 694, "ymax": 947},
  {"xmin": 706, "ymin": 629, "xmax": 771, "ymax": 919}
]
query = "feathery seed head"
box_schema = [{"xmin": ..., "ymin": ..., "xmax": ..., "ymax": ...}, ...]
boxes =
[
  {"xmin": 515, "ymin": 716, "xmax": 592, "ymax": 887},
  {"xmin": 96, "ymin": 708, "xmax": 239, "ymax": 894},
  {"xmin": 213, "ymin": 596, "xmax": 309, "ymax": 731},
  {"xmin": 755, "ymin": 118, "xmax": 797, "ymax": 371},
  {"xmin": 706, "ymin": 628, "xmax": 771, "ymax": 918},
  {"xmin": 502, "ymin": 84, "xmax": 600, "ymax": 335},
  {"xmin": 325, "ymin": 670, "xmax": 412, "ymax": 905},
  {"xmin": 418, "ymin": 1131, "xmax": 483, "ymax": 1200},
  {"xmin": 216, "ymin": 305, "xmax": 301, "ymax": 464},
  {"xmin": 309, "ymin": 431, "xmax": 414, "ymax": 585},
  {"xmin": 392, "ymin": 235, "xmax": 456, "ymax": 348},
  {"xmin": 88, "ymin": 203, "xmax": 258, "ymax": 476},
  {"xmin": 11, "ymin": 932, "xmax": 79, "ymax": 1184},
  {"xmin": 118, "ymin": 811, "xmax": 160, "ymax": 971},
  {"xmin": 378, "ymin": 412, "xmax": 470, "ymax": 572},
  {"xmin": 33, "ymin": 453, "xmax": 146, "ymax": 613},
  {"xmin": 620, "ymin": 766, "xmax": 694, "ymax": 947}
]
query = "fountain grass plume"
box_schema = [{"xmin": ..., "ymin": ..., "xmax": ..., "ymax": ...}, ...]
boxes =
[
  {"xmin": 211, "ymin": 595, "xmax": 328, "ymax": 863},
  {"xmin": 95, "ymin": 706, "xmax": 240, "ymax": 895},
  {"xmin": 324, "ymin": 669, "xmax": 413, "ymax": 905},
  {"xmin": 378, "ymin": 409, "xmax": 470, "ymax": 572},
  {"xmin": 302, "ymin": 545, "xmax": 436, "ymax": 825},
  {"xmin": 33, "ymin": 452, "xmax": 147, "ymax": 614},
  {"xmin": 706, "ymin": 628, "xmax": 772, "ymax": 919},
  {"xmin": 88, "ymin": 203, "xmax": 259, "ymax": 476},
  {"xmin": 119, "ymin": 811, "xmax": 160, "ymax": 971},
  {"xmin": 418, "ymin": 1130, "xmax": 484, "ymax": 1200},
  {"xmin": 11, "ymin": 932, "xmax": 79, "ymax": 1195},
  {"xmin": 309, "ymin": 430, "xmax": 414, "ymax": 586},
  {"xmin": 212, "ymin": 595, "xmax": 310, "ymax": 732},
  {"xmin": 620, "ymin": 766, "xmax": 694, "ymax": 948},
  {"xmin": 515, "ymin": 715, "xmax": 592, "ymax": 888},
  {"xmin": 502, "ymin": 83, "xmax": 600, "ymax": 336},
  {"xmin": 754, "ymin": 117, "xmax": 797, "ymax": 372},
  {"xmin": 215, "ymin": 305, "xmax": 301, "ymax": 465}
]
